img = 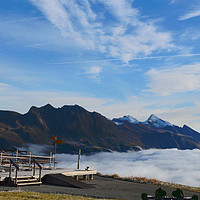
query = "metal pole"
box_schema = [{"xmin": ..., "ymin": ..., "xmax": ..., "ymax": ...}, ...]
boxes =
[{"xmin": 77, "ymin": 149, "xmax": 81, "ymax": 169}]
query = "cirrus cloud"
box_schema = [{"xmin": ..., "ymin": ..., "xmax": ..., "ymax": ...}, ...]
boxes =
[
  {"xmin": 29, "ymin": 0, "xmax": 174, "ymax": 63},
  {"xmin": 85, "ymin": 66, "xmax": 102, "ymax": 79},
  {"xmin": 0, "ymin": 83, "xmax": 10, "ymax": 87},
  {"xmin": 179, "ymin": 3, "xmax": 200, "ymax": 20}
]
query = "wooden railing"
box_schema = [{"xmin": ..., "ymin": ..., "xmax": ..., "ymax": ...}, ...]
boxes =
[
  {"xmin": 32, "ymin": 158, "xmax": 42, "ymax": 182},
  {"xmin": 9, "ymin": 159, "xmax": 19, "ymax": 185},
  {"xmin": 0, "ymin": 149, "xmax": 55, "ymax": 168},
  {"xmin": 8, "ymin": 158, "xmax": 42, "ymax": 185}
]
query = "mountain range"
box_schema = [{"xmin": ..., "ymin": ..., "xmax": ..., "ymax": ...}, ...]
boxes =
[{"xmin": 0, "ymin": 104, "xmax": 200, "ymax": 154}]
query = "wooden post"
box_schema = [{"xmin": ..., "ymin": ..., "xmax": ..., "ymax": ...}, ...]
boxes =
[
  {"xmin": 9, "ymin": 161, "xmax": 12, "ymax": 178},
  {"xmin": 15, "ymin": 169, "xmax": 18, "ymax": 185},
  {"xmin": 0, "ymin": 152, "xmax": 2, "ymax": 166},
  {"xmin": 83, "ymin": 175, "xmax": 88, "ymax": 180},
  {"xmin": 54, "ymin": 136, "xmax": 58, "ymax": 169},
  {"xmin": 29, "ymin": 152, "xmax": 31, "ymax": 168},
  {"xmin": 49, "ymin": 152, "xmax": 52, "ymax": 167},
  {"xmin": 89, "ymin": 174, "xmax": 94, "ymax": 180},
  {"xmin": 33, "ymin": 160, "xmax": 36, "ymax": 177},
  {"xmin": 77, "ymin": 149, "xmax": 81, "ymax": 169},
  {"xmin": 54, "ymin": 143, "xmax": 57, "ymax": 168},
  {"xmin": 50, "ymin": 136, "xmax": 63, "ymax": 169}
]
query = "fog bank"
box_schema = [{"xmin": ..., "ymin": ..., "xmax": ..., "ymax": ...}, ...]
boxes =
[{"xmin": 57, "ymin": 149, "xmax": 200, "ymax": 187}]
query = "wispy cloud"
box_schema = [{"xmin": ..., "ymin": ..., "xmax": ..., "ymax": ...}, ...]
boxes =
[
  {"xmin": 29, "ymin": 0, "xmax": 174, "ymax": 63},
  {"xmin": 58, "ymin": 149, "xmax": 200, "ymax": 187},
  {"xmin": 169, "ymin": 0, "xmax": 176, "ymax": 5},
  {"xmin": 85, "ymin": 66, "xmax": 102, "ymax": 79},
  {"xmin": 181, "ymin": 28, "xmax": 200, "ymax": 41},
  {"xmin": 26, "ymin": 43, "xmax": 48, "ymax": 48},
  {"xmin": 52, "ymin": 58, "xmax": 121, "ymax": 65},
  {"xmin": 29, "ymin": 0, "xmax": 76, "ymax": 36},
  {"xmin": 179, "ymin": 4, "xmax": 200, "ymax": 20},
  {"xmin": 51, "ymin": 53, "xmax": 200, "ymax": 65},
  {"xmin": 0, "ymin": 85, "xmax": 109, "ymax": 114},
  {"xmin": 0, "ymin": 15, "xmax": 67, "ymax": 51},
  {"xmin": 0, "ymin": 83, "xmax": 10, "ymax": 87},
  {"xmin": 145, "ymin": 63, "xmax": 200, "ymax": 96}
]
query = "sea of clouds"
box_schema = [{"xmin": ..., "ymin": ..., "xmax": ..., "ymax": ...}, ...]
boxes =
[{"xmin": 57, "ymin": 149, "xmax": 200, "ymax": 187}]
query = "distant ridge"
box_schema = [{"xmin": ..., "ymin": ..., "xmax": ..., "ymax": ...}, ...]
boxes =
[
  {"xmin": 0, "ymin": 104, "xmax": 200, "ymax": 154},
  {"xmin": 113, "ymin": 114, "xmax": 200, "ymax": 142}
]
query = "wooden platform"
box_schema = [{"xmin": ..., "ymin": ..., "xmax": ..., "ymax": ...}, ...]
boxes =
[
  {"xmin": 0, "ymin": 150, "xmax": 97, "ymax": 186},
  {"xmin": 0, "ymin": 168, "xmax": 97, "ymax": 181}
]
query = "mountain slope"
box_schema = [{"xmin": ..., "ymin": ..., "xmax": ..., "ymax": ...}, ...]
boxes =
[
  {"xmin": 119, "ymin": 121, "xmax": 200, "ymax": 150},
  {"xmin": 0, "ymin": 104, "xmax": 143, "ymax": 153},
  {"xmin": 0, "ymin": 105, "xmax": 200, "ymax": 154}
]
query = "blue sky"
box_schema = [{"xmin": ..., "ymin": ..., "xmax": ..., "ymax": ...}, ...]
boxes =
[{"xmin": 1, "ymin": 0, "xmax": 200, "ymax": 131}]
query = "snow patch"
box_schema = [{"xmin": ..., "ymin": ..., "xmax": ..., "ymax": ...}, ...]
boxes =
[
  {"xmin": 145, "ymin": 114, "xmax": 173, "ymax": 128},
  {"xmin": 113, "ymin": 115, "xmax": 139, "ymax": 125}
]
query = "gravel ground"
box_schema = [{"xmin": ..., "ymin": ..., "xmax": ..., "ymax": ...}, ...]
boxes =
[{"xmin": 0, "ymin": 175, "xmax": 199, "ymax": 200}]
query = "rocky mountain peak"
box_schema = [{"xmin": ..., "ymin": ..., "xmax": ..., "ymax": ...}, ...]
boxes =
[
  {"xmin": 145, "ymin": 114, "xmax": 173, "ymax": 128},
  {"xmin": 112, "ymin": 115, "xmax": 139, "ymax": 125}
]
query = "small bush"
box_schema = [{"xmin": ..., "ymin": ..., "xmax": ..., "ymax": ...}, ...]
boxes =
[{"xmin": 113, "ymin": 174, "xmax": 120, "ymax": 178}]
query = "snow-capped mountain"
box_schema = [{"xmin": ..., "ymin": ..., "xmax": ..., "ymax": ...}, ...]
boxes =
[
  {"xmin": 113, "ymin": 114, "xmax": 174, "ymax": 129},
  {"xmin": 112, "ymin": 115, "xmax": 139, "ymax": 125},
  {"xmin": 144, "ymin": 114, "xmax": 173, "ymax": 128},
  {"xmin": 113, "ymin": 113, "xmax": 200, "ymax": 141}
]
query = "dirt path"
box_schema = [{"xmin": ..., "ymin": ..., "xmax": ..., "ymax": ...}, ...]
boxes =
[{"xmin": 0, "ymin": 175, "xmax": 199, "ymax": 200}]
